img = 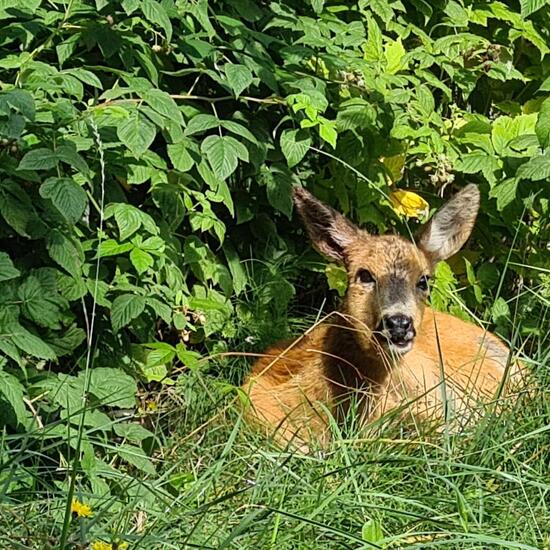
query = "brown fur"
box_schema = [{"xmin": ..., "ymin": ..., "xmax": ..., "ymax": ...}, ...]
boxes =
[{"xmin": 242, "ymin": 186, "xmax": 523, "ymax": 447}]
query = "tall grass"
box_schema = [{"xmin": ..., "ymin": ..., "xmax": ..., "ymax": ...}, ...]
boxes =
[{"xmin": 1, "ymin": 292, "xmax": 548, "ymax": 549}]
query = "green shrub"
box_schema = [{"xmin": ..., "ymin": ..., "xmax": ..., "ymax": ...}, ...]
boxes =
[{"xmin": 0, "ymin": 0, "xmax": 548, "ymax": 547}]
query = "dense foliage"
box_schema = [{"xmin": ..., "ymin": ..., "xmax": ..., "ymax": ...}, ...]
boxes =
[{"xmin": 0, "ymin": 0, "xmax": 548, "ymax": 548}]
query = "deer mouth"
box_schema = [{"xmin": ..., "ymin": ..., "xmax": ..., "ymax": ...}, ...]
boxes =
[{"xmin": 375, "ymin": 327, "xmax": 416, "ymax": 355}]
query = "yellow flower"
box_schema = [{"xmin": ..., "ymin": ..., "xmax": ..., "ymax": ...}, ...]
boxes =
[
  {"xmin": 91, "ymin": 542, "xmax": 113, "ymax": 550},
  {"xmin": 389, "ymin": 190, "xmax": 429, "ymax": 219},
  {"xmin": 71, "ymin": 498, "xmax": 92, "ymax": 518}
]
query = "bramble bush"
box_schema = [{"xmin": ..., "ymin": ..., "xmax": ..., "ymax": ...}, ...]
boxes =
[{"xmin": 0, "ymin": 0, "xmax": 548, "ymax": 547}]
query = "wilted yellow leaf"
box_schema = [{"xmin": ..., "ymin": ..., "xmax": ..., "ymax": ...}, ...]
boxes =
[{"xmin": 390, "ymin": 190, "xmax": 429, "ymax": 218}]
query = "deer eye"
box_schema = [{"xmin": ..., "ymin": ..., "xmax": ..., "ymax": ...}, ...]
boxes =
[
  {"xmin": 417, "ymin": 275, "xmax": 430, "ymax": 292},
  {"xmin": 357, "ymin": 269, "xmax": 375, "ymax": 284}
]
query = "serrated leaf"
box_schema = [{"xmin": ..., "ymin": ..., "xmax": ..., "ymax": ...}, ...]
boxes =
[
  {"xmin": 325, "ymin": 263, "xmax": 347, "ymax": 297},
  {"xmin": 264, "ymin": 168, "xmax": 293, "ymax": 218},
  {"xmin": 517, "ymin": 154, "xmax": 550, "ymax": 181},
  {"xmin": 96, "ymin": 239, "xmax": 134, "ymax": 258},
  {"xmin": 364, "ymin": 16, "xmax": 383, "ymax": 62},
  {"xmin": 535, "ymin": 98, "xmax": 550, "ymax": 149},
  {"xmin": 220, "ymin": 120, "xmax": 258, "ymax": 144},
  {"xmin": 168, "ymin": 140, "xmax": 195, "ymax": 172},
  {"xmin": 318, "ymin": 121, "xmax": 337, "ymax": 148},
  {"xmin": 113, "ymin": 203, "xmax": 142, "ymax": 241},
  {"xmin": 0, "ymin": 370, "xmax": 29, "ymax": 428},
  {"xmin": 130, "ymin": 247, "xmax": 154, "ymax": 274},
  {"xmin": 143, "ymin": 89, "xmax": 183, "ymax": 125},
  {"xmin": 10, "ymin": 324, "xmax": 57, "ymax": 360},
  {"xmin": 64, "ymin": 68, "xmax": 103, "ymax": 89},
  {"xmin": 141, "ymin": 0, "xmax": 172, "ymax": 42},
  {"xmin": 55, "ymin": 145, "xmax": 90, "ymax": 175},
  {"xmin": 18, "ymin": 276, "xmax": 62, "ymax": 328},
  {"xmin": 40, "ymin": 177, "xmax": 87, "ymax": 224},
  {"xmin": 455, "ymin": 153, "xmax": 499, "ymax": 175},
  {"xmin": 489, "ymin": 178, "xmax": 518, "ymax": 211},
  {"xmin": 223, "ymin": 243, "xmax": 247, "ymax": 295},
  {"xmin": 225, "ymin": 63, "xmax": 254, "ymax": 97},
  {"xmin": 520, "ymin": 0, "xmax": 549, "ymax": 17},
  {"xmin": 114, "ymin": 422, "xmax": 154, "ymax": 441},
  {"xmin": 492, "ymin": 297, "xmax": 510, "ymax": 323},
  {"xmin": 0, "ymin": 252, "xmax": 19, "ymax": 282},
  {"xmin": 184, "ymin": 114, "xmax": 220, "ymax": 136},
  {"xmin": 18, "ymin": 148, "xmax": 58, "ymax": 171},
  {"xmin": 201, "ymin": 135, "xmax": 248, "ymax": 180},
  {"xmin": 280, "ymin": 129, "xmax": 311, "ymax": 168},
  {"xmin": 88, "ymin": 367, "xmax": 137, "ymax": 408},
  {"xmin": 118, "ymin": 111, "xmax": 156, "ymax": 157},
  {"xmin": 117, "ymin": 443, "xmax": 156, "ymax": 474},
  {"xmin": 47, "ymin": 230, "xmax": 83, "ymax": 275},
  {"xmin": 111, "ymin": 294, "xmax": 146, "ymax": 332},
  {"xmin": 385, "ymin": 37, "xmax": 407, "ymax": 74},
  {"xmin": 146, "ymin": 297, "xmax": 172, "ymax": 325}
]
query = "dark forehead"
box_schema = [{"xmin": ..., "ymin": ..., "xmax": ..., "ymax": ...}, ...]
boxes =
[{"xmin": 347, "ymin": 234, "xmax": 429, "ymax": 274}]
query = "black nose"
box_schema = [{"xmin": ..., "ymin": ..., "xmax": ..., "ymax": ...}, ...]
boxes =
[{"xmin": 381, "ymin": 314, "xmax": 414, "ymax": 342}]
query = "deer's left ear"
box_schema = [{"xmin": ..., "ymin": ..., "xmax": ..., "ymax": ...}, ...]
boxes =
[{"xmin": 418, "ymin": 184, "xmax": 480, "ymax": 264}]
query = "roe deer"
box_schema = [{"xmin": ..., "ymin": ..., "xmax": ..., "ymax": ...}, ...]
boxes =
[{"xmin": 242, "ymin": 185, "xmax": 522, "ymax": 447}]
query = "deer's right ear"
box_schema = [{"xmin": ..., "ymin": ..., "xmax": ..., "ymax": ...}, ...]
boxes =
[{"xmin": 293, "ymin": 187, "xmax": 359, "ymax": 263}]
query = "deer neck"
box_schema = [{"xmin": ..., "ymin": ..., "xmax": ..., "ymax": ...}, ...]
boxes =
[{"xmin": 322, "ymin": 317, "xmax": 397, "ymax": 391}]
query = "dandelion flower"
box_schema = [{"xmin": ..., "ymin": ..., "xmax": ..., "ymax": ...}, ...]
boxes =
[
  {"xmin": 91, "ymin": 542, "xmax": 113, "ymax": 550},
  {"xmin": 71, "ymin": 498, "xmax": 92, "ymax": 518}
]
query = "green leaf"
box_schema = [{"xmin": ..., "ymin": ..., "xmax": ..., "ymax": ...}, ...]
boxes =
[
  {"xmin": 40, "ymin": 177, "xmax": 87, "ymax": 224},
  {"xmin": 111, "ymin": 294, "xmax": 146, "ymax": 331},
  {"xmin": 385, "ymin": 37, "xmax": 407, "ymax": 74},
  {"xmin": 280, "ymin": 129, "xmax": 311, "ymax": 168},
  {"xmin": 492, "ymin": 297, "xmax": 510, "ymax": 323},
  {"xmin": 141, "ymin": 0, "xmax": 172, "ymax": 42},
  {"xmin": 455, "ymin": 153, "xmax": 499, "ymax": 174},
  {"xmin": 47, "ymin": 230, "xmax": 83, "ymax": 275},
  {"xmin": 535, "ymin": 98, "xmax": 550, "ymax": 149},
  {"xmin": 325, "ymin": 263, "xmax": 348, "ymax": 297},
  {"xmin": 201, "ymin": 135, "xmax": 248, "ymax": 180},
  {"xmin": 18, "ymin": 276, "xmax": 62, "ymax": 328},
  {"xmin": 10, "ymin": 324, "xmax": 57, "ymax": 360},
  {"xmin": 0, "ymin": 370, "xmax": 29, "ymax": 428},
  {"xmin": 263, "ymin": 168, "xmax": 293, "ymax": 218},
  {"xmin": 114, "ymin": 422, "xmax": 154, "ymax": 442},
  {"xmin": 362, "ymin": 519, "xmax": 383, "ymax": 544},
  {"xmin": 55, "ymin": 145, "xmax": 90, "ymax": 175},
  {"xmin": 364, "ymin": 16, "xmax": 383, "ymax": 62},
  {"xmin": 64, "ymin": 68, "xmax": 103, "ymax": 89},
  {"xmin": 184, "ymin": 114, "xmax": 220, "ymax": 136},
  {"xmin": 224, "ymin": 63, "xmax": 254, "ymax": 97},
  {"xmin": 18, "ymin": 148, "xmax": 58, "ymax": 171},
  {"xmin": 117, "ymin": 443, "xmax": 156, "ymax": 474},
  {"xmin": 97, "ymin": 239, "xmax": 134, "ymax": 258},
  {"xmin": 517, "ymin": 154, "xmax": 550, "ymax": 181},
  {"xmin": 88, "ymin": 367, "xmax": 137, "ymax": 408},
  {"xmin": 0, "ymin": 252, "xmax": 19, "ymax": 282},
  {"xmin": 489, "ymin": 178, "xmax": 518, "ymax": 211},
  {"xmin": 118, "ymin": 111, "xmax": 156, "ymax": 157},
  {"xmin": 130, "ymin": 247, "xmax": 154, "ymax": 274},
  {"xmin": 168, "ymin": 140, "xmax": 195, "ymax": 172},
  {"xmin": 223, "ymin": 243, "xmax": 247, "ymax": 295},
  {"xmin": 318, "ymin": 120, "xmax": 337, "ymax": 148},
  {"xmin": 145, "ymin": 297, "xmax": 172, "ymax": 325},
  {"xmin": 143, "ymin": 89, "xmax": 183, "ymax": 126},
  {"xmin": 113, "ymin": 203, "xmax": 143, "ymax": 241},
  {"xmin": 520, "ymin": 0, "xmax": 549, "ymax": 17}
]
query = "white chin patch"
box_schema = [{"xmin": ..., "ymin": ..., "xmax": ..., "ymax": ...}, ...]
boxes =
[{"xmin": 386, "ymin": 341, "xmax": 413, "ymax": 355}]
